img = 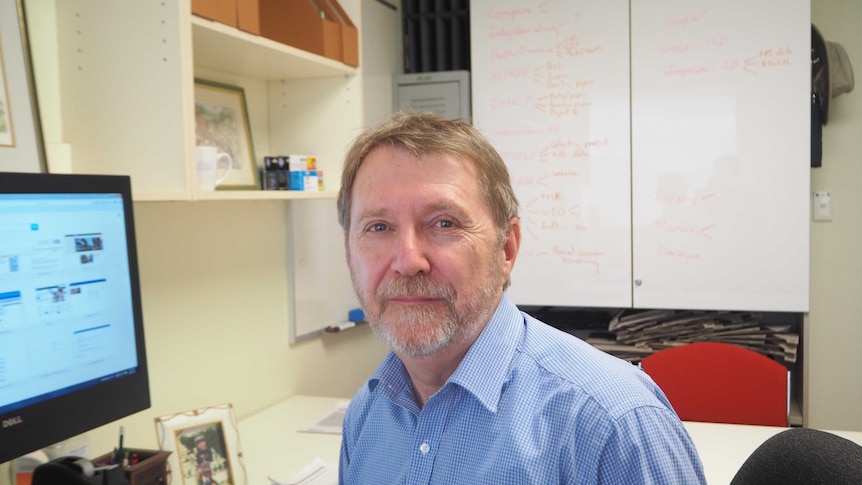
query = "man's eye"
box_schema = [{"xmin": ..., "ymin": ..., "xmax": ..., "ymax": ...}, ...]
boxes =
[
  {"xmin": 370, "ymin": 223, "xmax": 387, "ymax": 232},
  {"xmin": 437, "ymin": 220, "xmax": 454, "ymax": 228}
]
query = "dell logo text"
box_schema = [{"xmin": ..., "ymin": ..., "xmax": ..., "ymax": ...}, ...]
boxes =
[{"xmin": 2, "ymin": 416, "xmax": 23, "ymax": 428}]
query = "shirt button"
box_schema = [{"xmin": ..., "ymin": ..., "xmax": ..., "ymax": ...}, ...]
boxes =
[{"xmin": 419, "ymin": 442, "xmax": 430, "ymax": 454}]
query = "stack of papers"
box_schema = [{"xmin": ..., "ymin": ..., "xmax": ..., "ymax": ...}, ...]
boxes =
[{"xmin": 586, "ymin": 309, "xmax": 799, "ymax": 364}]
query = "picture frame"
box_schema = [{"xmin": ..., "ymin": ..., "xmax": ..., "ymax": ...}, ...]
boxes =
[
  {"xmin": 194, "ymin": 79, "xmax": 258, "ymax": 190},
  {"xmin": 0, "ymin": 0, "xmax": 47, "ymax": 172},
  {"xmin": 154, "ymin": 403, "xmax": 247, "ymax": 485}
]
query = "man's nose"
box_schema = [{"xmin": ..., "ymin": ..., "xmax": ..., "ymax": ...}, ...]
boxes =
[{"xmin": 391, "ymin": 227, "xmax": 431, "ymax": 276}]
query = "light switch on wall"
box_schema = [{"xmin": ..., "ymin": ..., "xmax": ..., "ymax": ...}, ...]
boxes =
[{"xmin": 814, "ymin": 191, "xmax": 832, "ymax": 222}]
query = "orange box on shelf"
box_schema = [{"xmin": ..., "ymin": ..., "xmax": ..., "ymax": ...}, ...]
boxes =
[
  {"xmin": 237, "ymin": 0, "xmax": 260, "ymax": 35},
  {"xmin": 192, "ymin": 0, "xmax": 238, "ymax": 27},
  {"xmin": 258, "ymin": 0, "xmax": 358, "ymax": 67},
  {"xmin": 259, "ymin": 0, "xmax": 341, "ymax": 62},
  {"xmin": 321, "ymin": 0, "xmax": 359, "ymax": 66}
]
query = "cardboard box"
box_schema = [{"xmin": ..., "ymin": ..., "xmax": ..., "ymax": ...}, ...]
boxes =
[
  {"xmin": 237, "ymin": 0, "xmax": 260, "ymax": 34},
  {"xmin": 304, "ymin": 170, "xmax": 319, "ymax": 191},
  {"xmin": 258, "ymin": 0, "xmax": 358, "ymax": 66},
  {"xmin": 321, "ymin": 0, "xmax": 359, "ymax": 66},
  {"xmin": 259, "ymin": 0, "xmax": 340, "ymax": 62},
  {"xmin": 289, "ymin": 171, "xmax": 305, "ymax": 191},
  {"xmin": 286, "ymin": 154, "xmax": 309, "ymax": 171},
  {"xmin": 192, "ymin": 0, "xmax": 238, "ymax": 27},
  {"xmin": 193, "ymin": 0, "xmax": 258, "ymax": 34}
]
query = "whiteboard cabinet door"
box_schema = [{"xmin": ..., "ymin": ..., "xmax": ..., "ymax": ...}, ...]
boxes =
[
  {"xmin": 471, "ymin": 0, "xmax": 634, "ymax": 308},
  {"xmin": 630, "ymin": 0, "xmax": 810, "ymax": 311},
  {"xmin": 472, "ymin": 0, "xmax": 809, "ymax": 312}
]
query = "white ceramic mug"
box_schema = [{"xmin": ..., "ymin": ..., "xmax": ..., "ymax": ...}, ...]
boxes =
[{"xmin": 195, "ymin": 145, "xmax": 232, "ymax": 191}]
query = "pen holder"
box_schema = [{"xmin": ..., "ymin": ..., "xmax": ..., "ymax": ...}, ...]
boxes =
[{"xmin": 92, "ymin": 449, "xmax": 171, "ymax": 485}]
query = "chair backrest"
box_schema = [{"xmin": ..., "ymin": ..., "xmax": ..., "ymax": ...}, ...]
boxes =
[
  {"xmin": 640, "ymin": 342, "xmax": 788, "ymax": 426},
  {"xmin": 730, "ymin": 427, "xmax": 862, "ymax": 485}
]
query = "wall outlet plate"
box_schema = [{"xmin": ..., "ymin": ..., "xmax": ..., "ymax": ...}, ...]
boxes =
[{"xmin": 814, "ymin": 191, "xmax": 832, "ymax": 221}]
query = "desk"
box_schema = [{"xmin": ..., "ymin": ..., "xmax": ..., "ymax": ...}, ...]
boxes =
[
  {"xmin": 238, "ymin": 395, "xmax": 343, "ymax": 484},
  {"xmin": 239, "ymin": 396, "xmax": 862, "ymax": 485},
  {"xmin": 683, "ymin": 421, "xmax": 862, "ymax": 485}
]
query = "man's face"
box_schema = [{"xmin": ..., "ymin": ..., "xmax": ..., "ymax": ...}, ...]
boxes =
[{"xmin": 346, "ymin": 145, "xmax": 517, "ymax": 358}]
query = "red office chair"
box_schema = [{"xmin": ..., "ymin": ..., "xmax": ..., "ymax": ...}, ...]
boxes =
[{"xmin": 641, "ymin": 342, "xmax": 789, "ymax": 427}]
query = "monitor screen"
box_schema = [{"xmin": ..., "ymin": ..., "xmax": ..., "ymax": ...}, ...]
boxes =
[{"xmin": 0, "ymin": 172, "xmax": 150, "ymax": 464}]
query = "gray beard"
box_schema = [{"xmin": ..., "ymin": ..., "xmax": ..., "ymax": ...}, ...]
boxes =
[{"xmin": 351, "ymin": 265, "xmax": 502, "ymax": 359}]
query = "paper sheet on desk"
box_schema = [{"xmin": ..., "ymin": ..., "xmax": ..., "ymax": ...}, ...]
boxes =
[
  {"xmin": 269, "ymin": 457, "xmax": 338, "ymax": 485},
  {"xmin": 298, "ymin": 400, "xmax": 350, "ymax": 434}
]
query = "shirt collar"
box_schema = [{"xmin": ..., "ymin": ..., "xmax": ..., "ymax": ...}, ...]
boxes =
[
  {"xmin": 448, "ymin": 294, "xmax": 523, "ymax": 413},
  {"xmin": 367, "ymin": 294, "xmax": 524, "ymax": 414}
]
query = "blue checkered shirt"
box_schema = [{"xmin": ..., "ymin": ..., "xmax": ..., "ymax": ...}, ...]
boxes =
[{"xmin": 339, "ymin": 294, "xmax": 706, "ymax": 484}]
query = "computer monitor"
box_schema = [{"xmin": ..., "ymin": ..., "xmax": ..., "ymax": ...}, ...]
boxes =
[{"xmin": 0, "ymin": 172, "xmax": 150, "ymax": 464}]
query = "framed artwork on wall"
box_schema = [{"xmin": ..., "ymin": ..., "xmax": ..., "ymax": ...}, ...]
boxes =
[{"xmin": 0, "ymin": 0, "xmax": 46, "ymax": 172}]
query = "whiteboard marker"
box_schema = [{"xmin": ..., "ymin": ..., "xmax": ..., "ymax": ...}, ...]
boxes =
[{"xmin": 326, "ymin": 321, "xmax": 356, "ymax": 333}]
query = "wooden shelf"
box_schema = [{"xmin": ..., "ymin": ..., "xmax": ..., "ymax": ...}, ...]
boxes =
[{"xmin": 191, "ymin": 16, "xmax": 357, "ymax": 81}]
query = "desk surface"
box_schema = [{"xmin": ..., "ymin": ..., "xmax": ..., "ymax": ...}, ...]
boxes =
[
  {"xmin": 239, "ymin": 395, "xmax": 862, "ymax": 485},
  {"xmin": 239, "ymin": 395, "xmax": 344, "ymax": 484},
  {"xmin": 683, "ymin": 421, "xmax": 862, "ymax": 485}
]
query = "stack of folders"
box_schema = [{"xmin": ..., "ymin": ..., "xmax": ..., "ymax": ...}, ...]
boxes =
[{"xmin": 585, "ymin": 309, "xmax": 799, "ymax": 364}]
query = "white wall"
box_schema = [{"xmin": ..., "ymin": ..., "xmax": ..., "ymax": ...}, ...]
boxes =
[
  {"xmin": 807, "ymin": 0, "xmax": 862, "ymax": 431},
  {"xmin": 361, "ymin": 0, "xmax": 403, "ymax": 128}
]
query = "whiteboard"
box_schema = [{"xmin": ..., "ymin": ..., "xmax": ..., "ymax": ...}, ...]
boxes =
[
  {"xmin": 472, "ymin": 0, "xmax": 809, "ymax": 311},
  {"xmin": 286, "ymin": 198, "xmax": 359, "ymax": 342},
  {"xmin": 471, "ymin": 1, "xmax": 633, "ymax": 307},
  {"xmin": 629, "ymin": 0, "xmax": 809, "ymax": 311}
]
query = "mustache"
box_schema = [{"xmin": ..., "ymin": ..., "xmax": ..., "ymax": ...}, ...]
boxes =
[{"xmin": 377, "ymin": 274, "xmax": 455, "ymax": 300}]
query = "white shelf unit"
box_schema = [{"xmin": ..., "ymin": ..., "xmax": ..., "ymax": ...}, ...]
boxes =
[
  {"xmin": 42, "ymin": 0, "xmax": 362, "ymax": 202},
  {"xmin": 191, "ymin": 16, "xmax": 354, "ymax": 80}
]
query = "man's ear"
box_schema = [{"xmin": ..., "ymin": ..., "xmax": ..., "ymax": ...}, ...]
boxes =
[{"xmin": 502, "ymin": 217, "xmax": 521, "ymax": 277}]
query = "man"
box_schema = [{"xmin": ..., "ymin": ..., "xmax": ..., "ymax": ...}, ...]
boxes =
[{"xmin": 337, "ymin": 111, "xmax": 705, "ymax": 484}]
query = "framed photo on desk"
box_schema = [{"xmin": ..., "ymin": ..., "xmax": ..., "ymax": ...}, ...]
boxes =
[{"xmin": 155, "ymin": 403, "xmax": 247, "ymax": 485}]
